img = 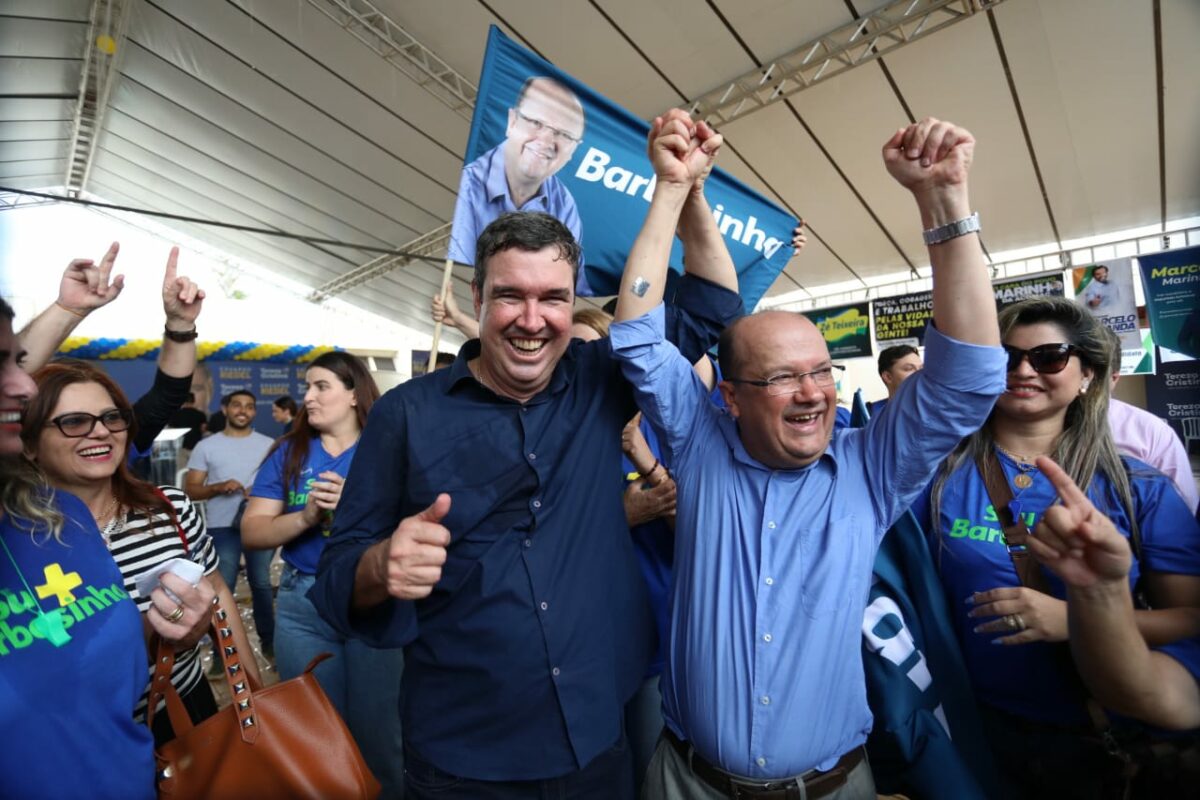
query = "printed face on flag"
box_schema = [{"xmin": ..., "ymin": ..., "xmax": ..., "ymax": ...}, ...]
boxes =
[{"xmin": 504, "ymin": 78, "xmax": 585, "ymax": 188}]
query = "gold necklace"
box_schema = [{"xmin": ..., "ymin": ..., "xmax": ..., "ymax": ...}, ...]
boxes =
[{"xmin": 994, "ymin": 443, "xmax": 1045, "ymax": 489}]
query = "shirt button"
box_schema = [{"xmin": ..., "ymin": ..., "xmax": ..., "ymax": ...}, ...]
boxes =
[
  {"xmin": 757, "ymin": 757, "xmax": 766, "ymax": 767},
  {"xmin": 552, "ymin": 667, "xmax": 560, "ymax": 676},
  {"xmin": 767, "ymin": 521, "xmax": 776, "ymax": 529},
  {"xmin": 532, "ymin": 499, "xmax": 542, "ymax": 509},
  {"xmin": 540, "ymin": 601, "xmax": 548, "ymax": 611},
  {"xmin": 765, "ymin": 577, "xmax": 774, "ymax": 586},
  {"xmin": 528, "ymin": 452, "xmax": 537, "ymax": 461},
  {"xmin": 763, "ymin": 633, "xmax": 772, "ymax": 643},
  {"xmin": 523, "ymin": 539, "xmax": 532, "ymax": 548},
  {"xmin": 761, "ymin": 695, "xmax": 770, "ymax": 705}
]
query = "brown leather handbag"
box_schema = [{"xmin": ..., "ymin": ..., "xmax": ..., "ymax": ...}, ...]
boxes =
[{"xmin": 147, "ymin": 603, "xmax": 381, "ymax": 799}]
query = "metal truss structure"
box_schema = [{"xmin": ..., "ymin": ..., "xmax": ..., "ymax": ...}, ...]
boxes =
[
  {"xmin": 689, "ymin": 0, "xmax": 1007, "ymax": 125},
  {"xmin": 64, "ymin": 0, "xmax": 132, "ymax": 197},
  {"xmin": 308, "ymin": 222, "xmax": 453, "ymax": 303},
  {"xmin": 307, "ymin": 0, "xmax": 477, "ymax": 120}
]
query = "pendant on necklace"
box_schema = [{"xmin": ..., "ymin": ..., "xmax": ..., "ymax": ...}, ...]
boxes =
[{"xmin": 1014, "ymin": 472, "xmax": 1034, "ymax": 489}]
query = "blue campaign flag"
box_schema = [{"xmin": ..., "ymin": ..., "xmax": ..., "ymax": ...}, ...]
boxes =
[
  {"xmin": 451, "ymin": 26, "xmax": 796, "ymax": 311},
  {"xmin": 855, "ymin": 396, "xmax": 1002, "ymax": 799}
]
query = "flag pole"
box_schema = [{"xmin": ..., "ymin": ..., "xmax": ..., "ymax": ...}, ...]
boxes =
[{"xmin": 428, "ymin": 256, "xmax": 455, "ymax": 372}]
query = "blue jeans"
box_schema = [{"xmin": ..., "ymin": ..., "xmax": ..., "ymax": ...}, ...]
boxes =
[
  {"xmin": 403, "ymin": 733, "xmax": 633, "ymax": 800},
  {"xmin": 209, "ymin": 527, "xmax": 276, "ymax": 650},
  {"xmin": 277, "ymin": 565, "xmax": 406, "ymax": 799}
]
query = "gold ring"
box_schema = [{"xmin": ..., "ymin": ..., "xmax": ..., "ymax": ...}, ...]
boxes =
[
  {"xmin": 1004, "ymin": 614, "xmax": 1020, "ymax": 631},
  {"xmin": 166, "ymin": 605, "xmax": 185, "ymax": 623},
  {"xmin": 1013, "ymin": 613, "xmax": 1026, "ymax": 631}
]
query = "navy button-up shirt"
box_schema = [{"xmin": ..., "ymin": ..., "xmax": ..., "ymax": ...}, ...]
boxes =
[{"xmin": 309, "ymin": 275, "xmax": 741, "ymax": 781}]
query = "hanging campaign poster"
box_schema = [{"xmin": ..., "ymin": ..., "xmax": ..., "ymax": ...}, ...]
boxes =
[
  {"xmin": 450, "ymin": 26, "xmax": 796, "ymax": 310},
  {"xmin": 803, "ymin": 302, "xmax": 872, "ymax": 359},
  {"xmin": 1144, "ymin": 359, "xmax": 1200, "ymax": 450},
  {"xmin": 871, "ymin": 270, "xmax": 1065, "ymax": 348},
  {"xmin": 1073, "ymin": 258, "xmax": 1140, "ymax": 349},
  {"xmin": 871, "ymin": 290, "xmax": 931, "ymax": 348},
  {"xmin": 1137, "ymin": 246, "xmax": 1200, "ymax": 360}
]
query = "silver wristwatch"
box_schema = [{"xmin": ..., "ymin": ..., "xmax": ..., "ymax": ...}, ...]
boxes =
[{"xmin": 922, "ymin": 212, "xmax": 980, "ymax": 246}]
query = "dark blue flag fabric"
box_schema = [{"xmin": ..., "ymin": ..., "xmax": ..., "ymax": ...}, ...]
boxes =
[
  {"xmin": 855, "ymin": 391, "xmax": 1001, "ymax": 798},
  {"xmin": 450, "ymin": 26, "xmax": 796, "ymax": 310}
]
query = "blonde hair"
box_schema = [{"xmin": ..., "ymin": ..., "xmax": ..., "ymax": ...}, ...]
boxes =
[
  {"xmin": 1, "ymin": 456, "xmax": 66, "ymax": 540},
  {"xmin": 930, "ymin": 297, "xmax": 1137, "ymax": 553},
  {"xmin": 572, "ymin": 307, "xmax": 612, "ymax": 339}
]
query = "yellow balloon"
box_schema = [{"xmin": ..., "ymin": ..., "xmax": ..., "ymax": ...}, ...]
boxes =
[{"xmin": 96, "ymin": 35, "xmax": 116, "ymax": 55}]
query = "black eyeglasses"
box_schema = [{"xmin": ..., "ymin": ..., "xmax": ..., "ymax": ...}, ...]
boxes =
[
  {"xmin": 727, "ymin": 365, "xmax": 845, "ymax": 396},
  {"xmin": 1003, "ymin": 343, "xmax": 1080, "ymax": 375},
  {"xmin": 46, "ymin": 408, "xmax": 134, "ymax": 438}
]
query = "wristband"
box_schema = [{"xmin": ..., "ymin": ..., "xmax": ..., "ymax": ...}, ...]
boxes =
[
  {"xmin": 55, "ymin": 301, "xmax": 88, "ymax": 319},
  {"xmin": 922, "ymin": 212, "xmax": 980, "ymax": 246},
  {"xmin": 164, "ymin": 326, "xmax": 199, "ymax": 343}
]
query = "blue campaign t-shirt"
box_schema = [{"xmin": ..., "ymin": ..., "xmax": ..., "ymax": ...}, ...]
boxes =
[
  {"xmin": 919, "ymin": 453, "xmax": 1200, "ymax": 726},
  {"xmin": 250, "ymin": 438, "xmax": 359, "ymax": 575},
  {"xmin": 0, "ymin": 491, "xmax": 154, "ymax": 799}
]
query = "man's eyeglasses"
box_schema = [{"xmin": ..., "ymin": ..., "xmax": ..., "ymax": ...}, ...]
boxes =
[
  {"xmin": 512, "ymin": 109, "xmax": 582, "ymax": 145},
  {"xmin": 1003, "ymin": 343, "xmax": 1080, "ymax": 375},
  {"xmin": 46, "ymin": 408, "xmax": 134, "ymax": 438},
  {"xmin": 727, "ymin": 365, "xmax": 845, "ymax": 396}
]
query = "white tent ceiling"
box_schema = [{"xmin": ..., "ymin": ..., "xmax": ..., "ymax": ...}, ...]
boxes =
[{"xmin": 2, "ymin": 0, "xmax": 1198, "ymax": 348}]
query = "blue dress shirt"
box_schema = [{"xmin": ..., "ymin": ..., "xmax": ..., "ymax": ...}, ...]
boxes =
[
  {"xmin": 309, "ymin": 276, "xmax": 741, "ymax": 781},
  {"xmin": 610, "ymin": 307, "xmax": 1006, "ymax": 779},
  {"xmin": 448, "ymin": 143, "xmax": 588, "ymax": 292}
]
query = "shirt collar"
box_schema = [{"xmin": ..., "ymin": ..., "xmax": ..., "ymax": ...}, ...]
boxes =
[
  {"xmin": 484, "ymin": 144, "xmax": 548, "ymax": 208},
  {"xmin": 445, "ymin": 338, "xmax": 579, "ymax": 403}
]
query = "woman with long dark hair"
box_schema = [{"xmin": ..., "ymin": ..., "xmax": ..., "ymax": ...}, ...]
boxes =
[
  {"xmin": 922, "ymin": 296, "xmax": 1200, "ymax": 798},
  {"xmin": 0, "ymin": 298, "xmax": 154, "ymax": 797},
  {"xmin": 242, "ymin": 350, "xmax": 403, "ymax": 796}
]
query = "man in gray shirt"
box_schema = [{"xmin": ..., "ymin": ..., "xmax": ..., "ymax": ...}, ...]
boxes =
[{"xmin": 185, "ymin": 390, "xmax": 276, "ymax": 656}]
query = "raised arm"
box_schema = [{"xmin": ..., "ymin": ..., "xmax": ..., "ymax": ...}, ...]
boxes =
[
  {"xmin": 883, "ymin": 119, "xmax": 998, "ymax": 347},
  {"xmin": 614, "ymin": 109, "xmax": 721, "ymax": 322},
  {"xmin": 674, "ymin": 122, "xmax": 737, "ymax": 294},
  {"xmin": 20, "ymin": 243, "xmax": 125, "ymax": 370}
]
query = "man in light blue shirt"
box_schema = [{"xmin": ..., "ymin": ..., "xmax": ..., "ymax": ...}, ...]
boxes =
[
  {"xmin": 448, "ymin": 76, "xmax": 588, "ymax": 291},
  {"xmin": 611, "ymin": 116, "xmax": 1007, "ymax": 798}
]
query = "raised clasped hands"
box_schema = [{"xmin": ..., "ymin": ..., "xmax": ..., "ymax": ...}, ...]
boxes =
[
  {"xmin": 882, "ymin": 117, "xmax": 975, "ymax": 196},
  {"xmin": 648, "ymin": 108, "xmax": 723, "ymax": 191}
]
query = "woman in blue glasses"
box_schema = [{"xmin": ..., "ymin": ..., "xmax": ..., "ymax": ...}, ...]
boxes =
[{"xmin": 919, "ymin": 296, "xmax": 1200, "ymax": 798}]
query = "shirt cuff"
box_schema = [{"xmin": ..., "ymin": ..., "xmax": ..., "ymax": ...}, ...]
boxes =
[
  {"xmin": 610, "ymin": 304, "xmax": 667, "ymax": 353},
  {"xmin": 309, "ymin": 540, "xmax": 418, "ymax": 647},
  {"xmin": 921, "ymin": 323, "xmax": 1008, "ymax": 396},
  {"xmin": 674, "ymin": 273, "xmax": 744, "ymax": 324}
]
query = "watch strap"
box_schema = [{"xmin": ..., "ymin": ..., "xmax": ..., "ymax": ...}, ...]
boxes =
[
  {"xmin": 163, "ymin": 326, "xmax": 198, "ymax": 343},
  {"xmin": 922, "ymin": 212, "xmax": 980, "ymax": 246}
]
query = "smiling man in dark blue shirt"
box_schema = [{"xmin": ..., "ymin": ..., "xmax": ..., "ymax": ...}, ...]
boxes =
[{"xmin": 309, "ymin": 114, "xmax": 738, "ymax": 798}]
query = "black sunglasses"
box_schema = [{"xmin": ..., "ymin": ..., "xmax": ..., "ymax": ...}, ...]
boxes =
[
  {"xmin": 46, "ymin": 408, "xmax": 134, "ymax": 438},
  {"xmin": 1003, "ymin": 343, "xmax": 1080, "ymax": 375}
]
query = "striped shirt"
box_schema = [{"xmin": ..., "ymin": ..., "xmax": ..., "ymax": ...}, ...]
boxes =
[{"xmin": 107, "ymin": 486, "xmax": 218, "ymax": 720}]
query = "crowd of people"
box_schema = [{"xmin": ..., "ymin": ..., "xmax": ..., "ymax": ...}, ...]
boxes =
[{"xmin": 1, "ymin": 110, "xmax": 1197, "ymax": 800}]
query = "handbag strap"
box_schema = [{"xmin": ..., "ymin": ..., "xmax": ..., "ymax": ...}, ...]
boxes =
[
  {"xmin": 146, "ymin": 600, "xmax": 261, "ymax": 744},
  {"xmin": 979, "ymin": 451, "xmax": 1053, "ymax": 595}
]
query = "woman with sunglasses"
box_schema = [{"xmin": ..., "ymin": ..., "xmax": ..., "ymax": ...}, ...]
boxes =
[
  {"xmin": 241, "ymin": 350, "xmax": 403, "ymax": 797},
  {"xmin": 1, "ymin": 299, "xmax": 157, "ymax": 797},
  {"xmin": 920, "ymin": 296, "xmax": 1200, "ymax": 798},
  {"xmin": 21, "ymin": 361, "xmax": 260, "ymax": 745}
]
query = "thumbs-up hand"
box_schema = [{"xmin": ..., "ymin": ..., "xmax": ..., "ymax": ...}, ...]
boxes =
[{"xmin": 386, "ymin": 494, "xmax": 452, "ymax": 600}]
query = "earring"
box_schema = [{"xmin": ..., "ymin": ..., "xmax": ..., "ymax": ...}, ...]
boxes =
[{"xmin": 1079, "ymin": 381, "xmax": 1090, "ymax": 395}]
